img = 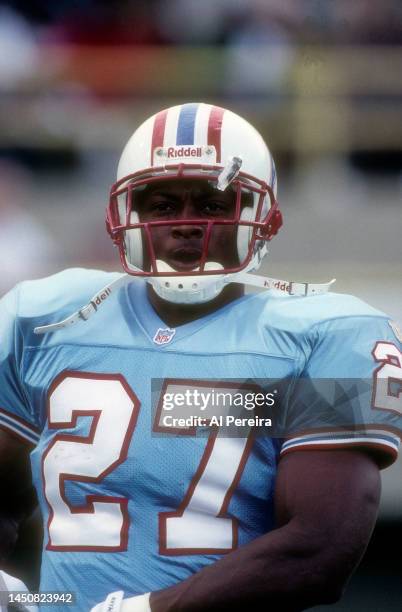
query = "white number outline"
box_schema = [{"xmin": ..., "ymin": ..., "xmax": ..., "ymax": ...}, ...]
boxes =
[
  {"xmin": 42, "ymin": 372, "xmax": 255, "ymax": 553},
  {"xmin": 43, "ymin": 370, "xmax": 140, "ymax": 552},
  {"xmin": 154, "ymin": 378, "xmax": 256, "ymax": 555},
  {"xmin": 158, "ymin": 428, "xmax": 254, "ymax": 555}
]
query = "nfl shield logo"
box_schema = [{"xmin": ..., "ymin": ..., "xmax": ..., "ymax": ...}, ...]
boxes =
[{"xmin": 153, "ymin": 327, "xmax": 176, "ymax": 345}]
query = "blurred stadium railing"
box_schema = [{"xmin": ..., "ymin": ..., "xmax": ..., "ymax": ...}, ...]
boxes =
[{"xmin": 1, "ymin": 45, "xmax": 402, "ymax": 152}]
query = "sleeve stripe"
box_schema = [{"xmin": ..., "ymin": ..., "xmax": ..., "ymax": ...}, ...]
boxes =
[
  {"xmin": 0, "ymin": 406, "xmax": 40, "ymax": 433},
  {"xmin": 281, "ymin": 431, "xmax": 400, "ymax": 456},
  {"xmin": 0, "ymin": 411, "xmax": 40, "ymax": 444},
  {"xmin": 280, "ymin": 441, "xmax": 399, "ymax": 467}
]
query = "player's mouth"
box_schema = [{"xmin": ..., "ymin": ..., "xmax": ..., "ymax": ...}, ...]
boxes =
[{"xmin": 168, "ymin": 247, "xmax": 203, "ymax": 271}]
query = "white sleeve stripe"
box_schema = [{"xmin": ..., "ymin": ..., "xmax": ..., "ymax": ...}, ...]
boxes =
[
  {"xmin": 281, "ymin": 435, "xmax": 399, "ymax": 455},
  {"xmin": 0, "ymin": 413, "xmax": 40, "ymax": 444},
  {"xmin": 282, "ymin": 430, "xmax": 400, "ymax": 447},
  {"xmin": 0, "ymin": 406, "xmax": 40, "ymax": 433}
]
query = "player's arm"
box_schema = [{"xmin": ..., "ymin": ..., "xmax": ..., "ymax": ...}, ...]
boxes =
[
  {"xmin": 0, "ymin": 429, "xmax": 38, "ymax": 577},
  {"xmin": 148, "ymin": 448, "xmax": 380, "ymax": 612},
  {"xmin": 93, "ymin": 447, "xmax": 381, "ymax": 612}
]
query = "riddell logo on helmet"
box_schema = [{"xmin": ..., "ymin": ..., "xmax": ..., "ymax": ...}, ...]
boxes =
[
  {"xmin": 154, "ymin": 145, "xmax": 216, "ymax": 162},
  {"xmin": 168, "ymin": 146, "xmax": 202, "ymax": 158}
]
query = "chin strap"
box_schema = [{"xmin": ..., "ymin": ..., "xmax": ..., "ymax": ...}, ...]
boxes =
[
  {"xmin": 233, "ymin": 271, "xmax": 336, "ymax": 296},
  {"xmin": 33, "ymin": 271, "xmax": 336, "ymax": 335},
  {"xmin": 34, "ymin": 274, "xmax": 131, "ymax": 335}
]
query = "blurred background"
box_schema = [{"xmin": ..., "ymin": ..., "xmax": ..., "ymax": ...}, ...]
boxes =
[{"xmin": 0, "ymin": 0, "xmax": 401, "ymax": 609}]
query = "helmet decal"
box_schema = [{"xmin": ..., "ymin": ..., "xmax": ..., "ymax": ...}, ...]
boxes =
[
  {"xmin": 207, "ymin": 105, "xmax": 225, "ymax": 163},
  {"xmin": 151, "ymin": 103, "xmax": 225, "ymax": 165},
  {"xmin": 151, "ymin": 108, "xmax": 168, "ymax": 164},
  {"xmin": 176, "ymin": 102, "xmax": 199, "ymax": 145}
]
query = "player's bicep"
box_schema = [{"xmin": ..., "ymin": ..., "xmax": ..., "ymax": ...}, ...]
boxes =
[{"xmin": 274, "ymin": 449, "xmax": 380, "ymax": 564}]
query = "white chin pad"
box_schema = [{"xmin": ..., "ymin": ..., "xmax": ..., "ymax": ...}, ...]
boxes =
[{"xmin": 148, "ymin": 260, "xmax": 226, "ymax": 304}]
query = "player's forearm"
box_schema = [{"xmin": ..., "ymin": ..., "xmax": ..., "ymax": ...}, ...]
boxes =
[{"xmin": 150, "ymin": 522, "xmax": 346, "ymax": 612}]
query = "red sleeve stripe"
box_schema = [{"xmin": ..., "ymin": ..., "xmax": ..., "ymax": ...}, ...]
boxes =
[
  {"xmin": 0, "ymin": 408, "xmax": 40, "ymax": 444},
  {"xmin": 280, "ymin": 433, "xmax": 399, "ymax": 466},
  {"xmin": 207, "ymin": 106, "xmax": 225, "ymax": 163},
  {"xmin": 282, "ymin": 430, "xmax": 400, "ymax": 450},
  {"xmin": 280, "ymin": 439, "xmax": 398, "ymax": 468},
  {"xmin": 281, "ymin": 436, "xmax": 399, "ymax": 453},
  {"xmin": 0, "ymin": 424, "xmax": 36, "ymax": 446},
  {"xmin": 151, "ymin": 108, "xmax": 169, "ymax": 164},
  {"xmin": 0, "ymin": 406, "xmax": 40, "ymax": 432}
]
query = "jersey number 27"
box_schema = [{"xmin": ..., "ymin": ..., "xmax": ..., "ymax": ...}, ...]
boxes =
[{"xmin": 42, "ymin": 372, "xmax": 252, "ymax": 553}]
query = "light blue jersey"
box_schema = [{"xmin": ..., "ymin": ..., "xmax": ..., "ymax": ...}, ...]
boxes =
[{"xmin": 0, "ymin": 268, "xmax": 401, "ymax": 610}]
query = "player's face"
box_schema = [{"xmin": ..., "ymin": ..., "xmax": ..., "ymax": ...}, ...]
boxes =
[{"xmin": 135, "ymin": 179, "xmax": 240, "ymax": 272}]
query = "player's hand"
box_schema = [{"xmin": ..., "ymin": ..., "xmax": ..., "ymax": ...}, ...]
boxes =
[
  {"xmin": 90, "ymin": 591, "xmax": 150, "ymax": 612},
  {"xmin": 0, "ymin": 570, "xmax": 38, "ymax": 612}
]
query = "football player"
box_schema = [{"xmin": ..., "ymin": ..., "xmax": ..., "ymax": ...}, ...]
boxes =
[{"xmin": 0, "ymin": 103, "xmax": 401, "ymax": 612}]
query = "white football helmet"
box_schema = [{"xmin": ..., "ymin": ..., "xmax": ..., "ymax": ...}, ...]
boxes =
[
  {"xmin": 34, "ymin": 104, "xmax": 334, "ymax": 336},
  {"xmin": 106, "ymin": 102, "xmax": 282, "ymax": 304}
]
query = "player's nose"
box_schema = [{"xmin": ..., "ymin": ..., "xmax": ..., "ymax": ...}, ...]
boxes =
[
  {"xmin": 171, "ymin": 225, "xmax": 204, "ymax": 240},
  {"xmin": 171, "ymin": 200, "xmax": 204, "ymax": 239}
]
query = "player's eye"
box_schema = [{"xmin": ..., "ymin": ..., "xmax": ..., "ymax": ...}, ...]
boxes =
[
  {"xmin": 199, "ymin": 200, "xmax": 230, "ymax": 216},
  {"xmin": 149, "ymin": 200, "xmax": 177, "ymax": 216}
]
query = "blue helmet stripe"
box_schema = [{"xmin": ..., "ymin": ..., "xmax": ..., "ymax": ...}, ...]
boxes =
[{"xmin": 176, "ymin": 103, "xmax": 199, "ymax": 145}]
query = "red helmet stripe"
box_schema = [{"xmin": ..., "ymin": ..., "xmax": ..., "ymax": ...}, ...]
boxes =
[
  {"xmin": 207, "ymin": 106, "xmax": 225, "ymax": 163},
  {"xmin": 151, "ymin": 109, "xmax": 168, "ymax": 164}
]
